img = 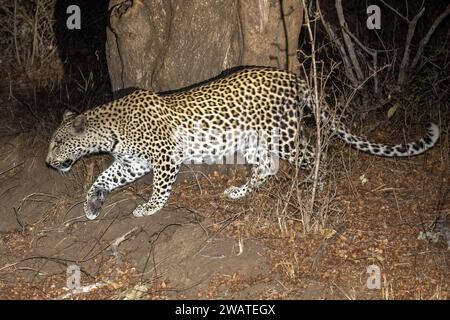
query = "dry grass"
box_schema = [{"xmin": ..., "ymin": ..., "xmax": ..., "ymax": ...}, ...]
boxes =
[{"xmin": 0, "ymin": 0, "xmax": 61, "ymax": 80}]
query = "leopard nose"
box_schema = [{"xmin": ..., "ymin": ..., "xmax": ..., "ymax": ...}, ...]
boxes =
[
  {"xmin": 45, "ymin": 153, "xmax": 52, "ymax": 164},
  {"xmin": 45, "ymin": 155, "xmax": 54, "ymax": 168}
]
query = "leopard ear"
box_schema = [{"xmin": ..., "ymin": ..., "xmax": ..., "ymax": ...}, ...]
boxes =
[
  {"xmin": 71, "ymin": 114, "xmax": 86, "ymax": 135},
  {"xmin": 63, "ymin": 109, "xmax": 76, "ymax": 121}
]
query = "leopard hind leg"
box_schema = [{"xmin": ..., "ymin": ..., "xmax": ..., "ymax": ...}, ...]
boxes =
[{"xmin": 224, "ymin": 146, "xmax": 278, "ymax": 199}]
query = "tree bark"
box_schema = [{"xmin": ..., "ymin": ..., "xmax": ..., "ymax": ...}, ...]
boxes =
[{"xmin": 106, "ymin": 0, "xmax": 303, "ymax": 93}]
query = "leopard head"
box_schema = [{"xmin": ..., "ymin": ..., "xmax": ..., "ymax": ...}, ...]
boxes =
[{"xmin": 46, "ymin": 110, "xmax": 101, "ymax": 173}]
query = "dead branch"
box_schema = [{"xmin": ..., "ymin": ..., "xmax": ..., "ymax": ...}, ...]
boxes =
[
  {"xmin": 411, "ymin": 4, "xmax": 450, "ymax": 71},
  {"xmin": 319, "ymin": 1, "xmax": 386, "ymax": 97},
  {"xmin": 54, "ymin": 281, "xmax": 111, "ymax": 300},
  {"xmin": 341, "ymin": 26, "xmax": 382, "ymax": 95},
  {"xmin": 335, "ymin": 0, "xmax": 364, "ymax": 82},
  {"xmin": 317, "ymin": 2, "xmax": 358, "ymax": 87},
  {"xmin": 111, "ymin": 226, "xmax": 140, "ymax": 266},
  {"xmin": 397, "ymin": 7, "xmax": 425, "ymax": 86}
]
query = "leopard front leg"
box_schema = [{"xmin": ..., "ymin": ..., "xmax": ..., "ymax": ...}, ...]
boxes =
[
  {"xmin": 84, "ymin": 188, "xmax": 108, "ymax": 220},
  {"xmin": 85, "ymin": 157, "xmax": 152, "ymax": 220},
  {"xmin": 133, "ymin": 158, "xmax": 180, "ymax": 217}
]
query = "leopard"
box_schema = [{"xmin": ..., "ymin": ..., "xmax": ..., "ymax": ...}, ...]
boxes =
[{"xmin": 45, "ymin": 67, "xmax": 440, "ymax": 220}]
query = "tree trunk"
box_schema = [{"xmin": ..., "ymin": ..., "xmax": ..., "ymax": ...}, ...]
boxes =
[{"xmin": 106, "ymin": 0, "xmax": 303, "ymax": 93}]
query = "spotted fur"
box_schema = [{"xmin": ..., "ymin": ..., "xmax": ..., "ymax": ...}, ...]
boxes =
[{"xmin": 46, "ymin": 67, "xmax": 440, "ymax": 219}]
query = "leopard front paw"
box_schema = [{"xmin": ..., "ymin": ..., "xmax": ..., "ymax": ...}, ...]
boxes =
[
  {"xmin": 84, "ymin": 189, "xmax": 107, "ymax": 220},
  {"xmin": 132, "ymin": 203, "xmax": 161, "ymax": 217}
]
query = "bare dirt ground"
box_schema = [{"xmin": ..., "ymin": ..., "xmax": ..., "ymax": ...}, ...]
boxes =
[{"xmin": 0, "ymin": 94, "xmax": 449, "ymax": 300}]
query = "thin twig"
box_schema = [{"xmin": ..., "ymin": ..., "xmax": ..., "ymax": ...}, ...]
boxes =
[
  {"xmin": 379, "ymin": 0, "xmax": 409, "ymax": 22},
  {"xmin": 0, "ymin": 161, "xmax": 24, "ymax": 176},
  {"xmin": 302, "ymin": 0, "xmax": 322, "ymax": 231},
  {"xmin": 13, "ymin": 0, "xmax": 21, "ymax": 65}
]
